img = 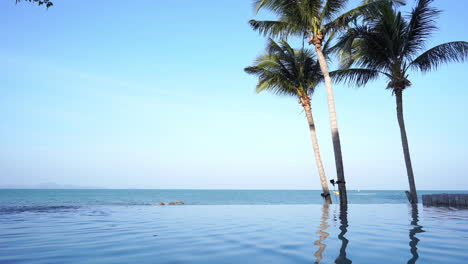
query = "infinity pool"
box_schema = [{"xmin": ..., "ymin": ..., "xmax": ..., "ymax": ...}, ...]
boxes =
[{"xmin": 1, "ymin": 204, "xmax": 467, "ymax": 263}]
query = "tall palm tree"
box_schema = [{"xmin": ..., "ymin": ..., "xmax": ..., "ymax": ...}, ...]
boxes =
[
  {"xmin": 248, "ymin": 0, "xmax": 399, "ymax": 206},
  {"xmin": 332, "ymin": 0, "xmax": 468, "ymax": 204},
  {"xmin": 245, "ymin": 39, "xmax": 332, "ymax": 204}
]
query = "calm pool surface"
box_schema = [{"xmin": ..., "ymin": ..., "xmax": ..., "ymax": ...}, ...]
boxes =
[{"xmin": 0, "ymin": 203, "xmax": 467, "ymax": 264}]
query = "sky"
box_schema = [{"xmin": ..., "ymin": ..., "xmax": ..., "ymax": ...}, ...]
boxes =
[{"xmin": 1, "ymin": 0, "xmax": 468, "ymax": 190}]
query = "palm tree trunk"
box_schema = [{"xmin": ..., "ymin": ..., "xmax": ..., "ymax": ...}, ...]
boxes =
[
  {"xmin": 303, "ymin": 101, "xmax": 332, "ymax": 204},
  {"xmin": 315, "ymin": 46, "xmax": 348, "ymax": 207},
  {"xmin": 395, "ymin": 89, "xmax": 418, "ymax": 204}
]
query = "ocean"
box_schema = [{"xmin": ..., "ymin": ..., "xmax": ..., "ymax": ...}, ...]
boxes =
[{"xmin": 1, "ymin": 189, "xmax": 467, "ymax": 263}]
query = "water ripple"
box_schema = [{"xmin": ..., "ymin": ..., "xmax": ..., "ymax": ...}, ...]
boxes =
[{"xmin": 0, "ymin": 204, "xmax": 467, "ymax": 263}]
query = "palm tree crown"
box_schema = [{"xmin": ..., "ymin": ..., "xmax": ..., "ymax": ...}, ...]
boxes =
[
  {"xmin": 334, "ymin": 0, "xmax": 468, "ymax": 91},
  {"xmin": 244, "ymin": 39, "xmax": 322, "ymax": 99},
  {"xmin": 249, "ymin": 0, "xmax": 401, "ymax": 46}
]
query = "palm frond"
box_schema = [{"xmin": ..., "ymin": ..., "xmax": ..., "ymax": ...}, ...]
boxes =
[
  {"xmin": 410, "ymin": 41, "xmax": 468, "ymax": 72},
  {"xmin": 321, "ymin": 29, "xmax": 338, "ymax": 64},
  {"xmin": 323, "ymin": 0, "xmax": 403, "ymax": 34},
  {"xmin": 245, "ymin": 39, "xmax": 322, "ymax": 97},
  {"xmin": 254, "ymin": 0, "xmax": 293, "ymax": 15},
  {"xmin": 330, "ymin": 27, "xmax": 361, "ymax": 67},
  {"xmin": 249, "ymin": 20, "xmax": 303, "ymax": 39},
  {"xmin": 320, "ymin": 0, "xmax": 348, "ymax": 24},
  {"xmin": 296, "ymin": 0, "xmax": 323, "ymax": 24},
  {"xmin": 403, "ymin": 0, "xmax": 441, "ymax": 57},
  {"xmin": 335, "ymin": 24, "xmax": 392, "ymax": 72},
  {"xmin": 330, "ymin": 68, "xmax": 380, "ymax": 86}
]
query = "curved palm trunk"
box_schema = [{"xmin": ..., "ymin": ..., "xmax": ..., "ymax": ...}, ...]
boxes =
[
  {"xmin": 315, "ymin": 46, "xmax": 348, "ymax": 207},
  {"xmin": 303, "ymin": 100, "xmax": 332, "ymax": 204},
  {"xmin": 395, "ymin": 89, "xmax": 418, "ymax": 204}
]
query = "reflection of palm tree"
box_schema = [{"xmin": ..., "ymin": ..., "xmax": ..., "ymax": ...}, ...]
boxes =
[
  {"xmin": 314, "ymin": 204, "xmax": 330, "ymax": 264},
  {"xmin": 335, "ymin": 207, "xmax": 352, "ymax": 264},
  {"xmin": 408, "ymin": 204, "xmax": 425, "ymax": 264}
]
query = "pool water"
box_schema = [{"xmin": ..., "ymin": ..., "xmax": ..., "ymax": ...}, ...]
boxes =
[{"xmin": 1, "ymin": 203, "xmax": 467, "ymax": 263}]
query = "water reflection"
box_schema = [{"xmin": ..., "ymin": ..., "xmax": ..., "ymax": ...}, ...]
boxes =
[
  {"xmin": 335, "ymin": 207, "xmax": 352, "ymax": 264},
  {"xmin": 314, "ymin": 204, "xmax": 426, "ymax": 264},
  {"xmin": 314, "ymin": 204, "xmax": 330, "ymax": 264},
  {"xmin": 408, "ymin": 204, "xmax": 425, "ymax": 264},
  {"xmin": 314, "ymin": 204, "xmax": 352, "ymax": 264}
]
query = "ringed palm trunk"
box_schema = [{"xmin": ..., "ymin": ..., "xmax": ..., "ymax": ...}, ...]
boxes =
[
  {"xmin": 314, "ymin": 45, "xmax": 348, "ymax": 207},
  {"xmin": 302, "ymin": 96, "xmax": 332, "ymax": 204},
  {"xmin": 395, "ymin": 89, "xmax": 418, "ymax": 204}
]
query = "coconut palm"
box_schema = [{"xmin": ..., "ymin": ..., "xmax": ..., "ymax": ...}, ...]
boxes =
[
  {"xmin": 249, "ymin": 0, "xmax": 402, "ymax": 206},
  {"xmin": 332, "ymin": 0, "xmax": 468, "ymax": 203},
  {"xmin": 244, "ymin": 39, "xmax": 332, "ymax": 204}
]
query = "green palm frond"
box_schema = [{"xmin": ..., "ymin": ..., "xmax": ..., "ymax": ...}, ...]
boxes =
[
  {"xmin": 332, "ymin": 0, "xmax": 467, "ymax": 91},
  {"xmin": 321, "ymin": 29, "xmax": 339, "ymax": 64},
  {"xmin": 348, "ymin": 27, "xmax": 392, "ymax": 72},
  {"xmin": 331, "ymin": 27, "xmax": 362, "ymax": 68},
  {"xmin": 244, "ymin": 39, "xmax": 323, "ymax": 97},
  {"xmin": 403, "ymin": 0, "xmax": 440, "ymax": 57},
  {"xmin": 330, "ymin": 68, "xmax": 380, "ymax": 86},
  {"xmin": 248, "ymin": 20, "xmax": 304, "ymax": 39},
  {"xmin": 252, "ymin": 0, "xmax": 405, "ymax": 46},
  {"xmin": 254, "ymin": 0, "xmax": 295, "ymax": 15},
  {"xmin": 320, "ymin": 0, "xmax": 347, "ymax": 24},
  {"xmin": 334, "ymin": 1, "xmax": 409, "ymax": 71},
  {"xmin": 322, "ymin": 0, "xmax": 404, "ymax": 34},
  {"xmin": 410, "ymin": 41, "xmax": 468, "ymax": 72}
]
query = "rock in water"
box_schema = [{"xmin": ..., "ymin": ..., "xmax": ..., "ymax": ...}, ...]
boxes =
[{"xmin": 168, "ymin": 202, "xmax": 184, "ymax": 205}]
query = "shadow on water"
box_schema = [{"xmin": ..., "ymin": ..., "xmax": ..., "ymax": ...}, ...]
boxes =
[
  {"xmin": 408, "ymin": 204, "xmax": 425, "ymax": 264},
  {"xmin": 314, "ymin": 204, "xmax": 330, "ymax": 264}
]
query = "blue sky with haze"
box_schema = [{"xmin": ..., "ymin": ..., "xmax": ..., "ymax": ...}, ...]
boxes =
[{"xmin": 1, "ymin": 0, "xmax": 468, "ymax": 190}]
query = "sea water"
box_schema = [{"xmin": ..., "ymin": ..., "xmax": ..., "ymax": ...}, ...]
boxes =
[
  {"xmin": 0, "ymin": 190, "xmax": 467, "ymax": 263},
  {"xmin": 1, "ymin": 189, "xmax": 467, "ymax": 206}
]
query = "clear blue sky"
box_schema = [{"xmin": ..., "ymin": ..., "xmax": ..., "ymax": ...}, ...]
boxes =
[{"xmin": 1, "ymin": 0, "xmax": 467, "ymax": 190}]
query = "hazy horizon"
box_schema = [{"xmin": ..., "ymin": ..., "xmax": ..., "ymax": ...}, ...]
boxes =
[{"xmin": 1, "ymin": 183, "xmax": 467, "ymax": 191}]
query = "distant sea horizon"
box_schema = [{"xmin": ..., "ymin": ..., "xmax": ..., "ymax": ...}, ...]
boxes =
[
  {"xmin": 1, "ymin": 182, "xmax": 467, "ymax": 191},
  {"xmin": 2, "ymin": 189, "xmax": 468, "ymax": 207}
]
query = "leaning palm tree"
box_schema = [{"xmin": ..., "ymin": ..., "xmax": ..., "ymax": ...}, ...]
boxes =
[
  {"xmin": 245, "ymin": 39, "xmax": 332, "ymax": 204},
  {"xmin": 332, "ymin": 0, "xmax": 468, "ymax": 204},
  {"xmin": 249, "ymin": 0, "xmax": 400, "ymax": 206}
]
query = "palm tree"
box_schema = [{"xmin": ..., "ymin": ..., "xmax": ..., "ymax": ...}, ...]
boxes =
[
  {"xmin": 248, "ymin": 0, "xmax": 398, "ymax": 206},
  {"xmin": 332, "ymin": 0, "xmax": 468, "ymax": 204},
  {"xmin": 244, "ymin": 39, "xmax": 332, "ymax": 204}
]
